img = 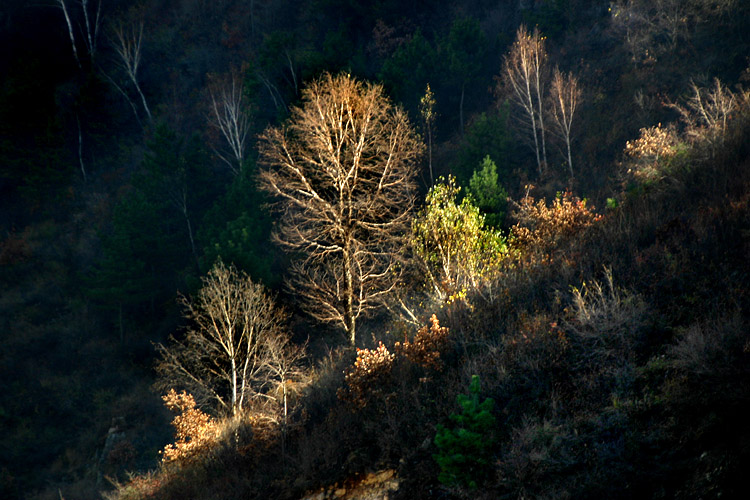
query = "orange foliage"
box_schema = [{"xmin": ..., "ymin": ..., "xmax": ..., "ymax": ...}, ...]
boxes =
[
  {"xmin": 511, "ymin": 192, "xmax": 601, "ymax": 263},
  {"xmin": 340, "ymin": 342, "xmax": 395, "ymax": 406},
  {"xmin": 624, "ymin": 123, "xmax": 678, "ymax": 181},
  {"xmin": 339, "ymin": 316, "xmax": 451, "ymax": 406},
  {"xmin": 394, "ymin": 314, "xmax": 450, "ymax": 370},
  {"xmin": 160, "ymin": 390, "xmax": 219, "ymax": 464}
]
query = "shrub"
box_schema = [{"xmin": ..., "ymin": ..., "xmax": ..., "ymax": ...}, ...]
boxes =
[
  {"xmin": 394, "ymin": 314, "xmax": 450, "ymax": 371},
  {"xmin": 511, "ymin": 191, "xmax": 601, "ymax": 265},
  {"xmin": 338, "ymin": 343, "xmax": 395, "ymax": 407},
  {"xmin": 567, "ymin": 267, "xmax": 648, "ymax": 363},
  {"xmin": 624, "ymin": 123, "xmax": 680, "ymax": 183},
  {"xmin": 413, "ymin": 176, "xmax": 508, "ymax": 302},
  {"xmin": 160, "ymin": 390, "xmax": 219, "ymax": 464},
  {"xmin": 338, "ymin": 316, "xmax": 452, "ymax": 407}
]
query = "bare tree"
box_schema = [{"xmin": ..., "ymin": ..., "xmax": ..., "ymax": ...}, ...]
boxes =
[
  {"xmin": 56, "ymin": 0, "xmax": 101, "ymax": 68},
  {"xmin": 259, "ymin": 72, "xmax": 422, "ymax": 345},
  {"xmin": 548, "ymin": 68, "xmax": 582, "ymax": 179},
  {"xmin": 263, "ymin": 333, "xmax": 306, "ymax": 428},
  {"xmin": 207, "ymin": 69, "xmax": 251, "ymax": 176},
  {"xmin": 610, "ymin": 0, "xmax": 692, "ymax": 63},
  {"xmin": 501, "ymin": 25, "xmax": 548, "ymax": 176},
  {"xmin": 673, "ymin": 79, "xmax": 737, "ymax": 143},
  {"xmin": 666, "ymin": 77, "xmax": 750, "ymax": 160},
  {"xmin": 112, "ymin": 20, "xmax": 151, "ymax": 122},
  {"xmin": 156, "ymin": 262, "xmax": 297, "ymax": 417}
]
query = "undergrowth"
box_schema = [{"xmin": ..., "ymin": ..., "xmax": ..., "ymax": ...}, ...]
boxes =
[{"xmin": 107, "ymin": 104, "xmax": 750, "ymax": 500}]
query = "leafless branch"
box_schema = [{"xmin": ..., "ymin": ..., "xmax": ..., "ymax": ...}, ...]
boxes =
[
  {"xmin": 57, "ymin": 0, "xmax": 81, "ymax": 69},
  {"xmin": 156, "ymin": 262, "xmax": 299, "ymax": 417}
]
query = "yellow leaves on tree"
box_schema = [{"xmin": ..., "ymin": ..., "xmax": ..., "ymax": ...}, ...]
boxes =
[
  {"xmin": 160, "ymin": 389, "xmax": 218, "ymax": 464},
  {"xmin": 412, "ymin": 176, "xmax": 508, "ymax": 302}
]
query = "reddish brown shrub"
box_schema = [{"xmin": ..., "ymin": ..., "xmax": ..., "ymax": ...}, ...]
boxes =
[
  {"xmin": 339, "ymin": 343, "xmax": 395, "ymax": 407},
  {"xmin": 394, "ymin": 314, "xmax": 450, "ymax": 370},
  {"xmin": 339, "ymin": 316, "xmax": 452, "ymax": 406},
  {"xmin": 511, "ymin": 191, "xmax": 601, "ymax": 264}
]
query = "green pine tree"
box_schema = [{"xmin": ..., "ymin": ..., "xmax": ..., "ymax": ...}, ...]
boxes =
[
  {"xmin": 433, "ymin": 375, "xmax": 497, "ymax": 489},
  {"xmin": 467, "ymin": 155, "xmax": 508, "ymax": 228}
]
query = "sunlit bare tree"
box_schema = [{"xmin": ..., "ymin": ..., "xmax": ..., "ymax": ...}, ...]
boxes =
[
  {"xmin": 259, "ymin": 72, "xmax": 422, "ymax": 345},
  {"xmin": 548, "ymin": 68, "xmax": 582, "ymax": 178},
  {"xmin": 501, "ymin": 25, "xmax": 548, "ymax": 176},
  {"xmin": 156, "ymin": 262, "xmax": 297, "ymax": 417},
  {"xmin": 675, "ymin": 79, "xmax": 737, "ymax": 140}
]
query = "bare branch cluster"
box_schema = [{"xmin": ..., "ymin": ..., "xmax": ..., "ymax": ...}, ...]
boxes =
[
  {"xmin": 111, "ymin": 20, "xmax": 152, "ymax": 122},
  {"xmin": 208, "ymin": 69, "xmax": 251, "ymax": 175},
  {"xmin": 57, "ymin": 0, "xmax": 102, "ymax": 69},
  {"xmin": 671, "ymin": 79, "xmax": 743, "ymax": 152},
  {"xmin": 259, "ymin": 72, "xmax": 422, "ymax": 345}
]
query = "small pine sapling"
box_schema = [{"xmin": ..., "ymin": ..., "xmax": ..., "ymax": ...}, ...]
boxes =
[{"xmin": 433, "ymin": 375, "xmax": 497, "ymax": 489}]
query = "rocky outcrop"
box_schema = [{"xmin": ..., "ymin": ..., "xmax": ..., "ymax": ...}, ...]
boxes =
[{"xmin": 300, "ymin": 469, "xmax": 399, "ymax": 500}]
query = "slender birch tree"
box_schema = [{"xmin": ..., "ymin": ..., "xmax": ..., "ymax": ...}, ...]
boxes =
[
  {"xmin": 501, "ymin": 25, "xmax": 548, "ymax": 176},
  {"xmin": 58, "ymin": 0, "xmax": 81, "ymax": 69},
  {"xmin": 548, "ymin": 67, "xmax": 582, "ymax": 178},
  {"xmin": 208, "ymin": 69, "xmax": 251, "ymax": 176},
  {"xmin": 112, "ymin": 20, "xmax": 151, "ymax": 121},
  {"xmin": 57, "ymin": 0, "xmax": 101, "ymax": 68},
  {"xmin": 259, "ymin": 73, "xmax": 422, "ymax": 345}
]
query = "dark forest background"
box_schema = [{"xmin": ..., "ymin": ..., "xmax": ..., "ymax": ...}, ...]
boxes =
[{"xmin": 2, "ymin": 0, "xmax": 750, "ymax": 498}]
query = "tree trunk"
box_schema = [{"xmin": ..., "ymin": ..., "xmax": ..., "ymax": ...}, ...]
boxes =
[
  {"xmin": 134, "ymin": 81, "xmax": 152, "ymax": 121},
  {"xmin": 427, "ymin": 124, "xmax": 433, "ymax": 185},
  {"xmin": 59, "ymin": 0, "xmax": 81, "ymax": 69},
  {"xmin": 344, "ymin": 247, "xmax": 356, "ymax": 345},
  {"xmin": 76, "ymin": 113, "xmax": 87, "ymax": 182},
  {"xmin": 566, "ymin": 138, "xmax": 574, "ymax": 178},
  {"xmin": 231, "ymin": 357, "xmax": 238, "ymax": 416}
]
